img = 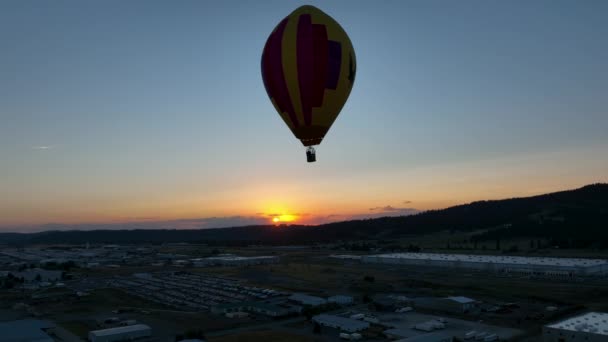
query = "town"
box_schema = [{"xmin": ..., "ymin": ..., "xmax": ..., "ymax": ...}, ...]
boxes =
[{"xmin": 1, "ymin": 243, "xmax": 607, "ymax": 341}]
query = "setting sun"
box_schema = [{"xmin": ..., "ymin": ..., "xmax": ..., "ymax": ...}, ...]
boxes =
[{"xmin": 271, "ymin": 214, "xmax": 297, "ymax": 224}]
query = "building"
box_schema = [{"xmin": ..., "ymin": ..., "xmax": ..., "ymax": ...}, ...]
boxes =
[
  {"xmin": 328, "ymin": 295, "xmax": 354, "ymax": 305},
  {"xmin": 445, "ymin": 296, "xmax": 477, "ymax": 312},
  {"xmin": 360, "ymin": 253, "xmax": 608, "ymax": 277},
  {"xmin": 372, "ymin": 294, "xmax": 413, "ymax": 311},
  {"xmin": 0, "ymin": 319, "xmax": 55, "ymax": 342},
  {"xmin": 9, "ymin": 268, "xmax": 62, "ymax": 283},
  {"xmin": 89, "ymin": 324, "xmax": 151, "ymax": 342},
  {"xmin": 543, "ymin": 312, "xmax": 608, "ymax": 341},
  {"xmin": 289, "ymin": 293, "xmax": 327, "ymax": 306},
  {"xmin": 247, "ymin": 302, "xmax": 301, "ymax": 317},
  {"xmin": 191, "ymin": 255, "xmax": 279, "ymax": 267},
  {"xmin": 312, "ymin": 314, "xmax": 370, "ymax": 332},
  {"xmin": 413, "ymin": 296, "xmax": 477, "ymax": 314}
]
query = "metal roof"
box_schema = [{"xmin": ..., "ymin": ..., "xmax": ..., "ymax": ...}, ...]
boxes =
[
  {"xmin": 446, "ymin": 296, "xmax": 476, "ymax": 304},
  {"xmin": 546, "ymin": 312, "xmax": 608, "ymax": 335},
  {"xmin": 289, "ymin": 293, "xmax": 327, "ymax": 304},
  {"xmin": 89, "ymin": 324, "xmax": 151, "ymax": 337},
  {"xmin": 0, "ymin": 319, "xmax": 55, "ymax": 342},
  {"xmin": 364, "ymin": 253, "xmax": 608, "ymax": 268}
]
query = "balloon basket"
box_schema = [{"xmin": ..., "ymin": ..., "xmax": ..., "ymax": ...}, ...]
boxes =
[{"xmin": 306, "ymin": 147, "xmax": 316, "ymax": 163}]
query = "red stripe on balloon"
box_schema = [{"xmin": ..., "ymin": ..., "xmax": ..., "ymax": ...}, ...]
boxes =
[
  {"xmin": 297, "ymin": 14, "xmax": 314, "ymax": 126},
  {"xmin": 311, "ymin": 24, "xmax": 328, "ymax": 108},
  {"xmin": 326, "ymin": 40, "xmax": 342, "ymax": 90},
  {"xmin": 261, "ymin": 18, "xmax": 299, "ymax": 128}
]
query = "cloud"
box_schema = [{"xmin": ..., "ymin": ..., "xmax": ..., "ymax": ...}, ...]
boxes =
[
  {"xmin": 369, "ymin": 205, "xmax": 416, "ymax": 212},
  {"xmin": 370, "ymin": 205, "xmax": 403, "ymax": 212},
  {"xmin": 32, "ymin": 145, "xmax": 54, "ymax": 150}
]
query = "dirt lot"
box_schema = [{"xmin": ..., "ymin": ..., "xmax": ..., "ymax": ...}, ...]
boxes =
[{"xmin": 208, "ymin": 330, "xmax": 322, "ymax": 342}]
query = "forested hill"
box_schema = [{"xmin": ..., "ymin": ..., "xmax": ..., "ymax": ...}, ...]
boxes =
[{"xmin": 1, "ymin": 184, "xmax": 607, "ymax": 247}]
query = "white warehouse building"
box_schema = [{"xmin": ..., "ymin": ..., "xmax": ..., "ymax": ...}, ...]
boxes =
[
  {"xmin": 191, "ymin": 255, "xmax": 279, "ymax": 267},
  {"xmin": 543, "ymin": 312, "xmax": 608, "ymax": 341},
  {"xmin": 360, "ymin": 253, "xmax": 608, "ymax": 276},
  {"xmin": 89, "ymin": 324, "xmax": 151, "ymax": 342}
]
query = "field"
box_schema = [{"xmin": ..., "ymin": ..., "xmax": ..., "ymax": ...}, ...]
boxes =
[{"xmin": 208, "ymin": 330, "xmax": 321, "ymax": 342}]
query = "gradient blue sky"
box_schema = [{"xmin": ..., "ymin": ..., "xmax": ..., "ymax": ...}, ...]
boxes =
[{"xmin": 1, "ymin": 0, "xmax": 607, "ymax": 231}]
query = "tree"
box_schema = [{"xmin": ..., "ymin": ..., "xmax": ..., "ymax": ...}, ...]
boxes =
[
  {"xmin": 35, "ymin": 274, "xmax": 42, "ymax": 282},
  {"xmin": 362, "ymin": 294, "xmax": 372, "ymax": 303},
  {"xmin": 183, "ymin": 329, "xmax": 205, "ymax": 339},
  {"xmin": 530, "ymin": 240, "xmax": 535, "ymax": 249},
  {"xmin": 363, "ymin": 275, "xmax": 375, "ymax": 283},
  {"xmin": 496, "ymin": 238, "xmax": 501, "ymax": 250},
  {"xmin": 407, "ymin": 244, "xmax": 421, "ymax": 252},
  {"xmin": 313, "ymin": 322, "xmax": 321, "ymax": 334}
]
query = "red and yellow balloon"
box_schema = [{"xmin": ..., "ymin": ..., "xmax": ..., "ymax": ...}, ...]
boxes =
[{"xmin": 261, "ymin": 5, "xmax": 356, "ymax": 162}]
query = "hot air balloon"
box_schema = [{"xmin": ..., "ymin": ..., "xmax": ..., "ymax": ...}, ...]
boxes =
[{"xmin": 261, "ymin": 5, "xmax": 356, "ymax": 162}]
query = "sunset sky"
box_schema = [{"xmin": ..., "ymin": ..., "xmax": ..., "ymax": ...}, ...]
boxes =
[{"xmin": 1, "ymin": 0, "xmax": 607, "ymax": 232}]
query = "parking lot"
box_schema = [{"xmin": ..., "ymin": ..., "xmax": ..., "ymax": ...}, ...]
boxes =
[
  {"xmin": 109, "ymin": 272, "xmax": 289, "ymax": 311},
  {"xmin": 375, "ymin": 311, "xmax": 524, "ymax": 340}
]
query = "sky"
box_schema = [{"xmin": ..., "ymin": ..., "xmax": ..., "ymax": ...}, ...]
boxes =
[{"xmin": 1, "ymin": 0, "xmax": 607, "ymax": 232}]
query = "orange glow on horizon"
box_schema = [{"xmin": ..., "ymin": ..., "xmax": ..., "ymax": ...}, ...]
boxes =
[{"xmin": 270, "ymin": 214, "xmax": 297, "ymax": 224}]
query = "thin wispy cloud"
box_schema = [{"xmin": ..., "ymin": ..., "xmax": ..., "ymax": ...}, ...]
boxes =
[
  {"xmin": 370, "ymin": 205, "xmax": 413, "ymax": 212},
  {"xmin": 32, "ymin": 145, "xmax": 54, "ymax": 150}
]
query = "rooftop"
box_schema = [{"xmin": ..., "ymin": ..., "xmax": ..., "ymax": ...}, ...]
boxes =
[
  {"xmin": 364, "ymin": 253, "xmax": 608, "ymax": 268},
  {"xmin": 89, "ymin": 324, "xmax": 151, "ymax": 337},
  {"xmin": 0, "ymin": 319, "xmax": 55, "ymax": 342},
  {"xmin": 289, "ymin": 293, "xmax": 327, "ymax": 304},
  {"xmin": 446, "ymin": 296, "xmax": 476, "ymax": 304},
  {"xmin": 546, "ymin": 312, "xmax": 608, "ymax": 335},
  {"xmin": 194, "ymin": 256, "xmax": 277, "ymax": 261}
]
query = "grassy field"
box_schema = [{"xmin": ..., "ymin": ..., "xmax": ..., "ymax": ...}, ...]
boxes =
[
  {"xmin": 208, "ymin": 330, "xmax": 321, "ymax": 342},
  {"xmin": 58, "ymin": 320, "xmax": 91, "ymax": 338}
]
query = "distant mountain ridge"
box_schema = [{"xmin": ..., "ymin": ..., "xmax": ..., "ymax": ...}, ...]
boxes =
[{"xmin": 1, "ymin": 184, "xmax": 607, "ymax": 247}]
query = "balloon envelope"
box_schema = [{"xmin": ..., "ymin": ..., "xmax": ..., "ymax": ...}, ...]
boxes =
[{"xmin": 261, "ymin": 5, "xmax": 356, "ymax": 147}]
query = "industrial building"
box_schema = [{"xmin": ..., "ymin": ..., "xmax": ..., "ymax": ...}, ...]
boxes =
[
  {"xmin": 191, "ymin": 255, "xmax": 279, "ymax": 267},
  {"xmin": 7, "ymin": 268, "xmax": 62, "ymax": 283},
  {"xmin": 328, "ymin": 295, "xmax": 354, "ymax": 305},
  {"xmin": 413, "ymin": 296, "xmax": 477, "ymax": 314},
  {"xmin": 89, "ymin": 324, "xmax": 151, "ymax": 342},
  {"xmin": 361, "ymin": 253, "xmax": 608, "ymax": 276},
  {"xmin": 312, "ymin": 314, "xmax": 370, "ymax": 332},
  {"xmin": 0, "ymin": 319, "xmax": 55, "ymax": 342},
  {"xmin": 543, "ymin": 312, "xmax": 608, "ymax": 341},
  {"xmin": 289, "ymin": 293, "xmax": 327, "ymax": 306}
]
